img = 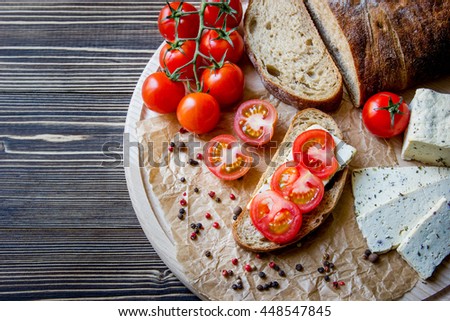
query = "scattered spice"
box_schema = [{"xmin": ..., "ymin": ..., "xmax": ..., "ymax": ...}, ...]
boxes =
[
  {"xmin": 278, "ymin": 270, "xmax": 286, "ymax": 277},
  {"xmin": 338, "ymin": 281, "xmax": 345, "ymax": 286},
  {"xmin": 194, "ymin": 228, "xmax": 200, "ymax": 234},
  {"xmin": 230, "ymin": 193, "xmax": 236, "ymax": 200},
  {"xmin": 204, "ymin": 250, "xmax": 211, "ymax": 258},
  {"xmin": 233, "ymin": 206, "xmax": 243, "ymax": 216},
  {"xmin": 177, "ymin": 213, "xmax": 184, "ymax": 220},
  {"xmin": 273, "ymin": 265, "xmax": 280, "ymax": 272},
  {"xmin": 256, "ymin": 253, "xmax": 263, "ymax": 260},
  {"xmin": 231, "ymin": 258, "xmax": 239, "ymax": 265},
  {"xmin": 212, "ymin": 222, "xmax": 220, "ymax": 229},
  {"xmin": 323, "ymin": 253, "xmax": 330, "ymax": 261},
  {"xmin": 188, "ymin": 159, "xmax": 199, "ymax": 166},
  {"xmin": 258, "ymin": 271, "xmax": 266, "ymax": 278},
  {"xmin": 168, "ymin": 146, "xmax": 174, "ymax": 152},
  {"xmin": 208, "ymin": 191, "xmax": 216, "ymax": 198},
  {"xmin": 190, "ymin": 223, "xmax": 196, "ymax": 229},
  {"xmin": 190, "ymin": 233, "xmax": 197, "ymax": 240},
  {"xmin": 271, "ymin": 281, "xmax": 279, "ymax": 288},
  {"xmin": 227, "ymin": 270, "xmax": 234, "ymax": 276},
  {"xmin": 323, "ymin": 260, "xmax": 330, "ymax": 267},
  {"xmin": 333, "ymin": 281, "xmax": 339, "ymax": 289},
  {"xmin": 215, "ymin": 197, "xmax": 221, "ymax": 203},
  {"xmin": 364, "ymin": 249, "xmax": 372, "ymax": 256},
  {"xmin": 179, "ymin": 127, "xmax": 188, "ymax": 134},
  {"xmin": 244, "ymin": 264, "xmax": 253, "ymax": 272},
  {"xmin": 183, "ymin": 192, "xmax": 187, "ymax": 197},
  {"xmin": 196, "ymin": 153, "xmax": 203, "ymax": 160},
  {"xmin": 231, "ymin": 284, "xmax": 238, "ymax": 290},
  {"xmin": 295, "ymin": 264, "xmax": 304, "ymax": 272},
  {"xmin": 257, "ymin": 284, "xmax": 264, "ymax": 291},
  {"xmin": 232, "ymin": 215, "xmax": 238, "ymax": 221},
  {"xmin": 368, "ymin": 253, "xmax": 379, "ymax": 263},
  {"xmin": 269, "ymin": 262, "xmax": 276, "ymax": 269},
  {"xmin": 324, "ymin": 275, "xmax": 330, "ymax": 282},
  {"xmin": 196, "ymin": 223, "xmax": 203, "ymax": 229},
  {"xmin": 318, "ymin": 267, "xmax": 325, "ymax": 274},
  {"xmin": 179, "ymin": 208, "xmax": 186, "ymax": 215},
  {"xmin": 237, "ymin": 283, "xmax": 243, "ymax": 290},
  {"xmin": 263, "ymin": 284, "xmax": 270, "ymax": 290},
  {"xmin": 170, "ymin": 142, "xmax": 176, "ymax": 148},
  {"xmin": 194, "ymin": 187, "xmax": 199, "ymax": 193},
  {"xmin": 324, "ymin": 266, "xmax": 330, "ymax": 273},
  {"xmin": 205, "ymin": 212, "xmax": 212, "ymax": 219},
  {"xmin": 328, "ymin": 262, "xmax": 335, "ymax": 269},
  {"xmin": 222, "ymin": 270, "xmax": 229, "ymax": 277},
  {"xmin": 180, "ymin": 199, "xmax": 187, "ymax": 207}
]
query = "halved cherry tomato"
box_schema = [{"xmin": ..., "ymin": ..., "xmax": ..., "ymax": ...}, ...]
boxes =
[
  {"xmin": 292, "ymin": 129, "xmax": 339, "ymax": 180},
  {"xmin": 250, "ymin": 191, "xmax": 302, "ymax": 244},
  {"xmin": 204, "ymin": 0, "xmax": 243, "ymax": 28},
  {"xmin": 141, "ymin": 72, "xmax": 185, "ymax": 114},
  {"xmin": 159, "ymin": 40, "xmax": 201, "ymax": 80},
  {"xmin": 199, "ymin": 28, "xmax": 244, "ymax": 64},
  {"xmin": 177, "ymin": 93, "xmax": 220, "ymax": 134},
  {"xmin": 201, "ymin": 62, "xmax": 244, "ymax": 108},
  {"xmin": 270, "ymin": 162, "xmax": 324, "ymax": 213},
  {"xmin": 158, "ymin": 2, "xmax": 200, "ymax": 42},
  {"xmin": 205, "ymin": 134, "xmax": 251, "ymax": 180},
  {"xmin": 233, "ymin": 99, "xmax": 278, "ymax": 146}
]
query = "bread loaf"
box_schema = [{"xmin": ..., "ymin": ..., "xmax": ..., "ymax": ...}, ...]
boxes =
[
  {"xmin": 243, "ymin": 0, "xmax": 343, "ymax": 111},
  {"xmin": 304, "ymin": 0, "xmax": 450, "ymax": 107}
]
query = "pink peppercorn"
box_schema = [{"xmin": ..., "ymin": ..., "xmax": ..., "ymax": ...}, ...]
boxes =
[
  {"xmin": 222, "ymin": 270, "xmax": 229, "ymax": 277},
  {"xmin": 244, "ymin": 264, "xmax": 253, "ymax": 272},
  {"xmin": 231, "ymin": 258, "xmax": 238, "ymax": 265},
  {"xmin": 212, "ymin": 222, "xmax": 220, "ymax": 229},
  {"xmin": 269, "ymin": 262, "xmax": 276, "ymax": 269},
  {"xmin": 196, "ymin": 153, "xmax": 203, "ymax": 160},
  {"xmin": 339, "ymin": 281, "xmax": 345, "ymax": 286},
  {"xmin": 183, "ymin": 192, "xmax": 187, "ymax": 197},
  {"xmin": 179, "ymin": 127, "xmax": 188, "ymax": 134},
  {"xmin": 180, "ymin": 199, "xmax": 187, "ymax": 206},
  {"xmin": 190, "ymin": 232, "xmax": 197, "ymax": 240},
  {"xmin": 256, "ymin": 253, "xmax": 262, "ymax": 259},
  {"xmin": 208, "ymin": 191, "xmax": 216, "ymax": 198},
  {"xmin": 230, "ymin": 193, "xmax": 236, "ymax": 200},
  {"xmin": 205, "ymin": 213, "xmax": 212, "ymax": 219},
  {"xmin": 168, "ymin": 146, "xmax": 174, "ymax": 152}
]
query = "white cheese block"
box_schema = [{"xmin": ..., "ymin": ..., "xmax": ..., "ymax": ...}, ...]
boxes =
[
  {"xmin": 359, "ymin": 178, "xmax": 450, "ymax": 253},
  {"xmin": 352, "ymin": 166, "xmax": 450, "ymax": 219},
  {"xmin": 401, "ymin": 89, "xmax": 450, "ymax": 166},
  {"xmin": 397, "ymin": 197, "xmax": 450, "ymax": 279},
  {"xmin": 247, "ymin": 126, "xmax": 356, "ymax": 209}
]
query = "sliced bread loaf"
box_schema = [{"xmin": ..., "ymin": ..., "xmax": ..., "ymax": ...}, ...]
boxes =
[
  {"xmin": 243, "ymin": 0, "xmax": 343, "ymax": 111},
  {"xmin": 232, "ymin": 108, "xmax": 349, "ymax": 252}
]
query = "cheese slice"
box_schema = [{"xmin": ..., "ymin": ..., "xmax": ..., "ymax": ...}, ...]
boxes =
[
  {"xmin": 401, "ymin": 89, "xmax": 450, "ymax": 167},
  {"xmin": 352, "ymin": 166, "xmax": 450, "ymax": 219},
  {"xmin": 247, "ymin": 126, "xmax": 356, "ymax": 209},
  {"xmin": 397, "ymin": 197, "xmax": 449, "ymax": 279},
  {"xmin": 359, "ymin": 178, "xmax": 450, "ymax": 253}
]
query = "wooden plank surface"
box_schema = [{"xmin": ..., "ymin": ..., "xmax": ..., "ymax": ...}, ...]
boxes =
[{"xmin": 0, "ymin": 0, "xmax": 198, "ymax": 300}]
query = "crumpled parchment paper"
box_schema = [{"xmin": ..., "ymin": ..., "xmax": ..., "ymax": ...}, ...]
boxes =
[{"xmin": 136, "ymin": 60, "xmax": 419, "ymax": 301}]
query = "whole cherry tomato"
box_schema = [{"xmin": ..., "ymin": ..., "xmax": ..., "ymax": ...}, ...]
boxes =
[
  {"xmin": 158, "ymin": 2, "xmax": 200, "ymax": 41},
  {"xmin": 200, "ymin": 28, "xmax": 244, "ymax": 64},
  {"xmin": 204, "ymin": 0, "xmax": 243, "ymax": 28},
  {"xmin": 176, "ymin": 93, "xmax": 220, "ymax": 134},
  {"xmin": 141, "ymin": 72, "xmax": 185, "ymax": 114},
  {"xmin": 159, "ymin": 40, "xmax": 201, "ymax": 80}
]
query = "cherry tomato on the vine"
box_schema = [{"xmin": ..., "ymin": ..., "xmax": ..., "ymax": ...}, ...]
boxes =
[
  {"xmin": 177, "ymin": 93, "xmax": 220, "ymax": 134},
  {"xmin": 200, "ymin": 28, "xmax": 244, "ymax": 64},
  {"xmin": 142, "ymin": 72, "xmax": 185, "ymax": 114},
  {"xmin": 201, "ymin": 62, "xmax": 244, "ymax": 108},
  {"xmin": 362, "ymin": 92, "xmax": 410, "ymax": 138},
  {"xmin": 204, "ymin": 0, "xmax": 243, "ymax": 28},
  {"xmin": 159, "ymin": 40, "xmax": 201, "ymax": 80},
  {"xmin": 158, "ymin": 2, "xmax": 200, "ymax": 42}
]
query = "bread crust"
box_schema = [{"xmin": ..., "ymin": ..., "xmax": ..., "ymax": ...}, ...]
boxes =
[
  {"xmin": 319, "ymin": 0, "xmax": 450, "ymax": 106},
  {"xmin": 243, "ymin": 0, "xmax": 343, "ymax": 112},
  {"xmin": 232, "ymin": 108, "xmax": 349, "ymax": 252}
]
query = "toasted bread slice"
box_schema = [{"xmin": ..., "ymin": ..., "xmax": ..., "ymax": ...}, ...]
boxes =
[
  {"xmin": 232, "ymin": 108, "xmax": 349, "ymax": 252},
  {"xmin": 243, "ymin": 0, "xmax": 343, "ymax": 111}
]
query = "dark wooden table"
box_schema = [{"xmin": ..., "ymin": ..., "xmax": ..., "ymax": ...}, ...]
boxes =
[{"xmin": 0, "ymin": 0, "xmax": 199, "ymax": 300}]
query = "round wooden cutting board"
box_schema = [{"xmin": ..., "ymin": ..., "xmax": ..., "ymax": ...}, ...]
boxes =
[{"xmin": 124, "ymin": 3, "xmax": 449, "ymax": 301}]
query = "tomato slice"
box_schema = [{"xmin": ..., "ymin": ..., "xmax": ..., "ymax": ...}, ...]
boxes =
[
  {"xmin": 292, "ymin": 129, "xmax": 339, "ymax": 180},
  {"xmin": 270, "ymin": 162, "xmax": 324, "ymax": 213},
  {"xmin": 250, "ymin": 191, "xmax": 302, "ymax": 244},
  {"xmin": 205, "ymin": 135, "xmax": 252, "ymax": 181},
  {"xmin": 233, "ymin": 99, "xmax": 278, "ymax": 146}
]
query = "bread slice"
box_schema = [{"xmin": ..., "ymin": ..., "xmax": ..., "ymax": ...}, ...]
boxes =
[
  {"xmin": 232, "ymin": 108, "xmax": 349, "ymax": 252},
  {"xmin": 243, "ymin": 0, "xmax": 343, "ymax": 111}
]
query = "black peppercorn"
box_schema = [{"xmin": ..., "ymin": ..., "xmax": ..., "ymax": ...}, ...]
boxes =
[
  {"xmin": 227, "ymin": 270, "xmax": 234, "ymax": 276},
  {"xmin": 170, "ymin": 142, "xmax": 176, "ymax": 148},
  {"xmin": 196, "ymin": 223, "xmax": 203, "ymax": 229},
  {"xmin": 328, "ymin": 263, "xmax": 335, "ymax": 269},
  {"xmin": 216, "ymin": 197, "xmax": 221, "ymax": 203},
  {"xmin": 257, "ymin": 285, "xmax": 264, "ymax": 291},
  {"xmin": 232, "ymin": 215, "xmax": 238, "ymax": 221},
  {"xmin": 204, "ymin": 251, "xmax": 211, "ymax": 258},
  {"xmin": 278, "ymin": 270, "xmax": 286, "ymax": 277},
  {"xmin": 233, "ymin": 206, "xmax": 243, "ymax": 216},
  {"xmin": 272, "ymin": 281, "xmax": 279, "ymax": 288},
  {"xmin": 324, "ymin": 275, "xmax": 330, "ymax": 282},
  {"xmin": 295, "ymin": 264, "xmax": 303, "ymax": 271},
  {"xmin": 323, "ymin": 260, "xmax": 330, "ymax": 267},
  {"xmin": 180, "ymin": 177, "xmax": 186, "ymax": 183},
  {"xmin": 258, "ymin": 271, "xmax": 266, "ymax": 279},
  {"xmin": 364, "ymin": 249, "xmax": 372, "ymax": 256},
  {"xmin": 318, "ymin": 267, "xmax": 325, "ymax": 274},
  {"xmin": 274, "ymin": 265, "xmax": 280, "ymax": 272},
  {"xmin": 237, "ymin": 283, "xmax": 243, "ymax": 290},
  {"xmin": 263, "ymin": 284, "xmax": 270, "ymax": 290},
  {"xmin": 195, "ymin": 228, "xmax": 200, "ymax": 234},
  {"xmin": 188, "ymin": 159, "xmax": 199, "ymax": 166},
  {"xmin": 194, "ymin": 187, "xmax": 199, "ymax": 193},
  {"xmin": 190, "ymin": 223, "xmax": 196, "ymax": 229},
  {"xmin": 368, "ymin": 253, "xmax": 379, "ymax": 263},
  {"xmin": 232, "ymin": 284, "xmax": 238, "ymax": 290},
  {"xmin": 179, "ymin": 208, "xmax": 186, "ymax": 215},
  {"xmin": 177, "ymin": 213, "xmax": 184, "ymax": 220}
]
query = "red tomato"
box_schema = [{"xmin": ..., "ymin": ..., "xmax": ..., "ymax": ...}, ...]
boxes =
[
  {"xmin": 204, "ymin": 0, "xmax": 243, "ymax": 28},
  {"xmin": 233, "ymin": 99, "xmax": 278, "ymax": 146},
  {"xmin": 201, "ymin": 62, "xmax": 244, "ymax": 108},
  {"xmin": 205, "ymin": 134, "xmax": 251, "ymax": 180},
  {"xmin": 250, "ymin": 191, "xmax": 303, "ymax": 244},
  {"xmin": 159, "ymin": 40, "xmax": 200, "ymax": 80},
  {"xmin": 176, "ymin": 93, "xmax": 220, "ymax": 134},
  {"xmin": 158, "ymin": 2, "xmax": 200, "ymax": 41},
  {"xmin": 292, "ymin": 129, "xmax": 339, "ymax": 180},
  {"xmin": 200, "ymin": 28, "xmax": 244, "ymax": 64},
  {"xmin": 362, "ymin": 92, "xmax": 410, "ymax": 138},
  {"xmin": 141, "ymin": 72, "xmax": 185, "ymax": 114},
  {"xmin": 271, "ymin": 162, "xmax": 324, "ymax": 213}
]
